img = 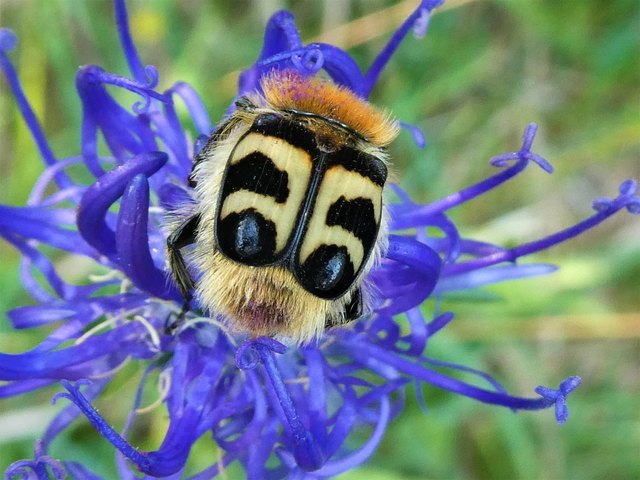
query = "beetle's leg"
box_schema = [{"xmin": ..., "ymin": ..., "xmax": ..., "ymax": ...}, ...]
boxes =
[
  {"xmin": 326, "ymin": 288, "xmax": 363, "ymax": 329},
  {"xmin": 167, "ymin": 214, "xmax": 201, "ymax": 306},
  {"xmin": 344, "ymin": 288, "xmax": 363, "ymax": 322}
]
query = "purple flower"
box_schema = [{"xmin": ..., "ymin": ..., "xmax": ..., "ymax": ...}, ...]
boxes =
[{"xmin": 1, "ymin": 0, "xmax": 638, "ymax": 478}]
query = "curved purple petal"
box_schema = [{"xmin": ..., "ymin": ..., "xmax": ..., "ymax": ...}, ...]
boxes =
[
  {"xmin": 52, "ymin": 380, "xmax": 155, "ymax": 474},
  {"xmin": 167, "ymin": 82, "xmax": 213, "ymax": 136},
  {"xmin": 312, "ymin": 396, "xmax": 390, "ymax": 477},
  {"xmin": 116, "ymin": 173, "xmax": 174, "ymax": 298},
  {"xmin": 446, "ymin": 185, "xmax": 638, "ymax": 276},
  {"xmin": 0, "ymin": 323, "xmax": 147, "ymax": 381},
  {"xmin": 374, "ymin": 235, "xmax": 441, "ymax": 314},
  {"xmin": 76, "ymin": 66, "xmax": 159, "ymax": 171},
  {"xmin": 5, "ymin": 233, "xmax": 102, "ymax": 302},
  {"xmin": 77, "ymin": 151, "xmax": 167, "ymax": 259},
  {"xmin": 314, "ymin": 43, "xmax": 366, "ymax": 96},
  {"xmin": 238, "ymin": 10, "xmax": 302, "ymax": 94}
]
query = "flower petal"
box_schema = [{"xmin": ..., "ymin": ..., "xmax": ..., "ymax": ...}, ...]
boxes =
[
  {"xmin": 116, "ymin": 173, "xmax": 174, "ymax": 298},
  {"xmin": 77, "ymin": 151, "xmax": 167, "ymax": 259}
]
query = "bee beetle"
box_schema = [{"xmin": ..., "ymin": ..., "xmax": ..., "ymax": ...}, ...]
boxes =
[{"xmin": 167, "ymin": 70, "xmax": 399, "ymax": 344}]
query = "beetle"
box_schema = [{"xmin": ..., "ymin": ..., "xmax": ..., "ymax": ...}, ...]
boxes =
[{"xmin": 167, "ymin": 70, "xmax": 399, "ymax": 344}]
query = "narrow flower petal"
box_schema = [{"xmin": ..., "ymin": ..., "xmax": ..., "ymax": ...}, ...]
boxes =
[
  {"xmin": 7, "ymin": 305, "xmax": 78, "ymax": 329},
  {"xmin": 237, "ymin": 338, "xmax": 325, "ymax": 472},
  {"xmin": 114, "ymin": 0, "xmax": 147, "ymax": 83},
  {"xmin": 425, "ymin": 311, "xmax": 455, "ymax": 337},
  {"xmin": 437, "ymin": 263, "xmax": 558, "ymax": 292},
  {"xmin": 400, "ymin": 121, "xmax": 427, "ymax": 148},
  {"xmin": 238, "ymin": 10, "xmax": 303, "ymax": 95},
  {"xmin": 52, "ymin": 380, "xmax": 154, "ymax": 474},
  {"xmin": 43, "ymin": 381, "xmax": 109, "ymax": 451},
  {"xmin": 0, "ymin": 29, "xmax": 71, "ymax": 188},
  {"xmin": 116, "ymin": 173, "xmax": 173, "ymax": 298},
  {"xmin": 446, "ymin": 181, "xmax": 640, "ymax": 276},
  {"xmin": 0, "ymin": 323, "xmax": 147, "ymax": 381},
  {"xmin": 0, "ymin": 205, "xmax": 97, "ymax": 258},
  {"xmin": 0, "ymin": 379, "xmax": 56, "ymax": 398},
  {"xmin": 4, "ymin": 233, "xmax": 102, "ymax": 302},
  {"xmin": 363, "ymin": 0, "xmax": 445, "ymax": 97},
  {"xmin": 168, "ymin": 82, "xmax": 213, "ymax": 136},
  {"xmin": 76, "ymin": 66, "xmax": 160, "ymax": 171},
  {"xmin": 349, "ymin": 340, "xmax": 580, "ymax": 421}
]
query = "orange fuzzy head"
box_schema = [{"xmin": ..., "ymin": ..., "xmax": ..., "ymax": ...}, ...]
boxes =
[{"xmin": 261, "ymin": 70, "xmax": 399, "ymax": 147}]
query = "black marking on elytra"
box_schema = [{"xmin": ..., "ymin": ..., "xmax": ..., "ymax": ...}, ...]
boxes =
[
  {"xmin": 297, "ymin": 244, "xmax": 355, "ymax": 299},
  {"xmin": 222, "ymin": 152, "xmax": 289, "ymax": 203},
  {"xmin": 329, "ymin": 148, "xmax": 387, "ymax": 186},
  {"xmin": 326, "ymin": 196, "xmax": 379, "ymax": 250},
  {"xmin": 217, "ymin": 209, "xmax": 278, "ymax": 265},
  {"xmin": 251, "ymin": 113, "xmax": 317, "ymax": 152}
]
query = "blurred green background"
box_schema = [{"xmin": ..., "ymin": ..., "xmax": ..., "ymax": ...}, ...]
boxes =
[{"xmin": 0, "ymin": 0, "xmax": 638, "ymax": 479}]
